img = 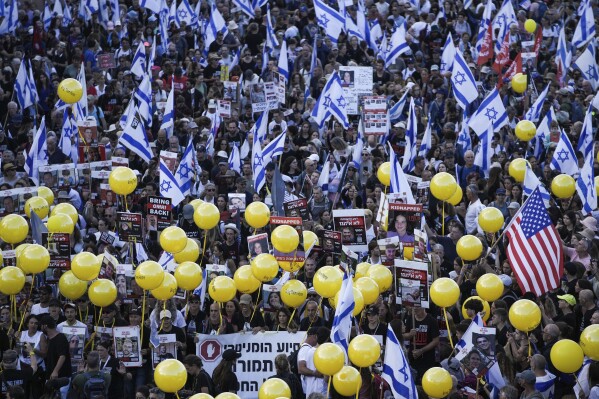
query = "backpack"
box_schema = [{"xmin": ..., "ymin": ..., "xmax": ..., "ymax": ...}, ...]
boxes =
[
  {"xmin": 288, "ymin": 343, "xmax": 310, "ymax": 376},
  {"xmin": 83, "ymin": 373, "xmax": 107, "ymax": 399},
  {"xmin": 200, "ymin": 369, "xmax": 220, "ymax": 397}
]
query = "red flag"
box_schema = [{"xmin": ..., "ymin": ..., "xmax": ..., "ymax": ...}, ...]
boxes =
[
  {"xmin": 503, "ymin": 53, "xmax": 522, "ymax": 81},
  {"xmin": 533, "ymin": 28, "xmax": 543, "ymax": 56},
  {"xmin": 505, "ymin": 188, "xmax": 563, "ymax": 296},
  {"xmin": 493, "ymin": 33, "xmax": 510, "ymax": 74},
  {"xmin": 477, "ymin": 23, "xmax": 494, "ymax": 66}
]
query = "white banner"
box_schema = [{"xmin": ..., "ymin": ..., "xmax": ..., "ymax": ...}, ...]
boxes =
[{"xmin": 195, "ymin": 332, "xmax": 304, "ymax": 398}]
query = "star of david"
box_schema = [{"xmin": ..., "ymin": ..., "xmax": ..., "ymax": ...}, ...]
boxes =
[
  {"xmin": 454, "ymin": 71, "xmax": 467, "ymax": 85},
  {"xmin": 496, "ymin": 14, "xmax": 507, "ymax": 30},
  {"xmin": 178, "ymin": 163, "xmax": 191, "ymax": 179},
  {"xmin": 587, "ymin": 174, "xmax": 594, "ymax": 190},
  {"xmin": 398, "ymin": 362, "xmax": 409, "ymax": 382},
  {"xmin": 318, "ymin": 13, "xmax": 330, "ymax": 28},
  {"xmin": 587, "ymin": 65, "xmax": 598, "ymax": 80},
  {"xmin": 178, "ymin": 9, "xmax": 188, "ymax": 19},
  {"xmin": 323, "ymin": 95, "xmax": 332, "ymax": 108},
  {"xmin": 484, "ymin": 107, "xmax": 498, "ymax": 121},
  {"xmin": 160, "ymin": 180, "xmax": 172, "ymax": 192},
  {"xmin": 336, "ymin": 95, "xmax": 347, "ymax": 107},
  {"xmin": 254, "ymin": 153, "xmax": 263, "ymax": 167},
  {"xmin": 557, "ymin": 148, "xmax": 570, "ymax": 162},
  {"xmin": 440, "ymin": 60, "xmax": 446, "ymax": 71}
]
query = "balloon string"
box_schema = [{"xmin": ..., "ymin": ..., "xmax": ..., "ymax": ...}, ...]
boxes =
[
  {"xmin": 175, "ymin": 393, "xmax": 180, "ymax": 399},
  {"xmin": 124, "ymin": 195, "xmax": 129, "ymax": 212},
  {"xmin": 159, "ymin": 302, "xmax": 166, "ymax": 332},
  {"xmin": 218, "ymin": 302, "xmax": 223, "ymax": 335},
  {"xmin": 574, "ymin": 374, "xmax": 585, "ymax": 393},
  {"xmin": 527, "ymin": 331, "xmax": 531, "ymax": 358},
  {"xmin": 327, "ymin": 375, "xmax": 332, "ymax": 398},
  {"xmin": 444, "ymin": 307, "xmax": 454, "ymax": 349},
  {"xmin": 92, "ymin": 307, "xmax": 102, "ymax": 351},
  {"xmin": 198, "ymin": 232, "xmax": 208, "ymax": 266},
  {"xmin": 250, "ymin": 285, "xmax": 261, "ymax": 323},
  {"xmin": 356, "ymin": 367, "xmax": 361, "ymax": 398},
  {"xmin": 442, "ymin": 202, "xmax": 445, "ymax": 236},
  {"xmin": 476, "ymin": 377, "xmax": 480, "ymax": 396},
  {"xmin": 140, "ymin": 291, "xmax": 146, "ymax": 345},
  {"xmin": 17, "ymin": 275, "xmax": 35, "ymax": 334},
  {"xmin": 288, "ymin": 308, "xmax": 296, "ymax": 329}
]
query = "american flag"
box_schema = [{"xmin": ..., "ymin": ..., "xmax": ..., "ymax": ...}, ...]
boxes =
[{"xmin": 505, "ymin": 188, "xmax": 563, "ymax": 296}]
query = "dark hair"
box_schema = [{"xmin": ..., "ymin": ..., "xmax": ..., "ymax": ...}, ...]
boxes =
[
  {"xmin": 40, "ymin": 314, "xmax": 56, "ymax": 329},
  {"xmin": 590, "ymin": 362, "xmax": 599, "ymax": 387},
  {"xmin": 465, "ymin": 298, "xmax": 484, "ymax": 314},
  {"xmin": 316, "ymin": 327, "xmax": 331, "ymax": 345},
  {"xmin": 183, "ymin": 354, "xmax": 203, "ymax": 368},
  {"xmin": 7, "ymin": 386, "xmax": 25, "ymax": 399}
]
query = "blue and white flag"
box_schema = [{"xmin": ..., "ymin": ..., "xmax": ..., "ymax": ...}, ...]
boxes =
[
  {"xmin": 77, "ymin": 63, "xmax": 88, "ymax": 117},
  {"xmin": 389, "ymin": 143, "xmax": 415, "ymax": 203},
  {"xmin": 62, "ymin": 0, "xmax": 74, "ymax": 26},
  {"xmin": 262, "ymin": 131, "xmax": 287, "ymax": 166},
  {"xmin": 43, "ymin": 1, "xmax": 53, "ymax": 29},
  {"xmin": 278, "ymin": 39, "xmax": 289, "ymax": 82},
  {"xmin": 524, "ymin": 84, "xmax": 549, "ymax": 122},
  {"xmin": 193, "ymin": 268, "xmax": 209, "ymax": 310},
  {"xmin": 314, "ymin": 0, "xmax": 345, "ymax": 44},
  {"xmin": 330, "ymin": 269, "xmax": 354, "ymax": 355},
  {"xmin": 418, "ymin": 119, "xmax": 432, "ymax": 158},
  {"xmin": 388, "ymin": 82, "xmax": 414, "ymax": 121},
  {"xmin": 27, "ymin": 61, "xmax": 39, "ymax": 106},
  {"xmin": 402, "ymin": 98, "xmax": 417, "ymax": 171},
  {"xmin": 356, "ymin": 0, "xmax": 375, "ymax": 50},
  {"xmin": 265, "ymin": 4, "xmax": 279, "ymax": 53},
  {"xmin": 252, "ymin": 138, "xmax": 266, "ymax": 192},
  {"xmin": 457, "ymin": 112, "xmax": 473, "ymax": 152},
  {"xmin": 250, "ymin": 111, "xmax": 269, "ymax": 144},
  {"xmin": 578, "ymin": 106, "xmax": 594, "ymax": 157},
  {"xmin": 382, "ymin": 327, "xmax": 417, "ymax": 399},
  {"xmin": 25, "ymin": 117, "xmax": 48, "ymax": 184},
  {"xmin": 573, "ymin": 43, "xmax": 599, "ymax": 90},
  {"xmin": 175, "ymin": 0, "xmax": 198, "ymax": 28},
  {"xmin": 160, "ymin": 154, "xmax": 185, "ymax": 206},
  {"xmin": 135, "ymin": 74, "xmax": 153, "ymax": 127},
  {"xmin": 441, "ymin": 32, "xmax": 456, "ymax": 74},
  {"xmin": 492, "ymin": 0, "xmax": 517, "ymax": 53},
  {"xmin": 318, "ymin": 160, "xmax": 331, "ymax": 195},
  {"xmin": 0, "ymin": 0, "xmax": 18, "ymax": 34},
  {"xmin": 475, "ymin": 0, "xmax": 493, "ymax": 57},
  {"xmin": 385, "ymin": 22, "xmax": 410, "ymax": 67},
  {"xmin": 140, "ymin": 0, "xmax": 161, "ymax": 14},
  {"xmin": 15, "ymin": 59, "xmax": 33, "ymax": 110},
  {"xmin": 131, "ymin": 41, "xmax": 147, "ymax": 78},
  {"xmin": 228, "ymin": 144, "xmax": 241, "ymax": 174},
  {"xmin": 58, "ymin": 109, "xmax": 78, "ymax": 164},
  {"xmin": 160, "ymin": 84, "xmax": 175, "ymax": 138},
  {"xmin": 352, "ymin": 118, "xmax": 364, "ymax": 169},
  {"xmin": 119, "ymin": 109, "xmax": 153, "ymax": 163},
  {"xmin": 556, "ymin": 25, "xmax": 572, "ymax": 83},
  {"xmin": 474, "ymin": 124, "xmax": 493, "ymax": 177},
  {"xmin": 232, "ymin": 0, "xmax": 254, "ymax": 18},
  {"xmin": 311, "ymin": 72, "xmax": 350, "ymax": 129},
  {"xmin": 176, "ymin": 139, "xmax": 195, "ymax": 196},
  {"xmin": 523, "ymin": 165, "xmax": 551, "ymax": 206},
  {"xmin": 573, "ymin": 0, "xmax": 595, "ymax": 49},
  {"xmin": 452, "ymin": 49, "xmax": 478, "ymax": 110},
  {"xmin": 345, "ymin": 16, "xmax": 364, "ymax": 43},
  {"xmin": 550, "ymin": 130, "xmax": 579, "ymax": 177},
  {"xmin": 577, "ymin": 151, "xmax": 597, "ymax": 214},
  {"xmin": 468, "ymin": 88, "xmax": 508, "ymax": 136},
  {"xmin": 204, "ymin": 2, "xmax": 227, "ymax": 54}
]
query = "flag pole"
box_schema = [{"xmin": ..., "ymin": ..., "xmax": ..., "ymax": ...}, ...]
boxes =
[{"xmin": 487, "ymin": 187, "xmax": 537, "ymax": 253}]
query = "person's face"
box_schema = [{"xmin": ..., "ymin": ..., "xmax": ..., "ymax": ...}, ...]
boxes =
[
  {"xmin": 225, "ymin": 301, "xmax": 235, "ymax": 315},
  {"xmin": 306, "ymin": 303, "xmax": 318, "ymax": 318},
  {"xmin": 28, "ymin": 317, "xmax": 38, "ymax": 331},
  {"xmin": 123, "ymin": 340, "xmax": 133, "ymax": 354},
  {"xmin": 395, "ymin": 216, "xmax": 407, "ymax": 234},
  {"xmin": 129, "ymin": 313, "xmax": 141, "ymax": 326},
  {"xmin": 469, "ymin": 353, "xmax": 481, "ymax": 368},
  {"xmin": 305, "ymin": 260, "xmax": 316, "ymax": 276},
  {"xmin": 253, "ymin": 242, "xmax": 263, "ymax": 254},
  {"xmin": 65, "ymin": 308, "xmax": 76, "ymax": 321},
  {"xmin": 277, "ymin": 311, "xmax": 288, "ymax": 324},
  {"xmin": 342, "ymin": 228, "xmax": 353, "ymax": 241},
  {"xmin": 102, "ymin": 309, "xmax": 115, "ymax": 322},
  {"xmin": 209, "ymin": 304, "xmax": 220, "ymax": 322},
  {"xmin": 591, "ymin": 312, "xmax": 599, "ymax": 324},
  {"xmin": 476, "ymin": 337, "xmax": 490, "ymax": 350},
  {"xmin": 449, "ymin": 227, "xmax": 462, "ymax": 241},
  {"xmin": 0, "ymin": 308, "xmax": 9, "ymax": 323}
]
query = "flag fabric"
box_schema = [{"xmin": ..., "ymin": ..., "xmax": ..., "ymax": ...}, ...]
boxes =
[
  {"xmin": 389, "ymin": 143, "xmax": 415, "ymax": 203},
  {"xmin": 26, "ymin": 61, "xmax": 39, "ymax": 106},
  {"xmin": 577, "ymin": 151, "xmax": 597, "ymax": 215},
  {"xmin": 252, "ymin": 138, "xmax": 266, "ymax": 192},
  {"xmin": 159, "ymin": 155, "xmax": 185, "ymax": 206},
  {"xmin": 318, "ymin": 159, "xmax": 331, "ymax": 195},
  {"xmin": 278, "ymin": 39, "xmax": 289, "ymax": 82},
  {"xmin": 135, "ymin": 74, "xmax": 153, "ymax": 127},
  {"xmin": 476, "ymin": 0, "xmax": 493, "ymax": 63},
  {"xmin": 502, "ymin": 52, "xmax": 522, "ymax": 83},
  {"xmin": 265, "ymin": 5, "xmax": 279, "ymax": 53},
  {"xmin": 140, "ymin": 0, "xmax": 160, "ymax": 13},
  {"xmin": 192, "ymin": 268, "xmax": 209, "ymax": 310},
  {"xmin": 468, "ymin": 88, "xmax": 508, "ymax": 136},
  {"xmin": 250, "ymin": 111, "xmax": 269, "ymax": 144},
  {"xmin": 30, "ymin": 210, "xmax": 48, "ymax": 245},
  {"xmin": 313, "ymin": 0, "xmax": 345, "ymax": 44},
  {"xmin": 418, "ymin": 119, "xmax": 432, "ymax": 158},
  {"xmin": 440, "ymin": 33, "xmax": 456, "ymax": 74},
  {"xmin": 15, "ymin": 59, "xmax": 33, "ymax": 110},
  {"xmin": 573, "ymin": 43, "xmax": 599, "ymax": 90},
  {"xmin": 572, "ymin": 0, "xmax": 595, "ymax": 49},
  {"xmin": 492, "ymin": 0, "xmax": 517, "ymax": 53},
  {"xmin": 232, "ymin": 0, "xmax": 254, "ymax": 18},
  {"xmin": 505, "ymin": 188, "xmax": 564, "ymax": 296},
  {"xmin": 43, "ymin": 1, "xmax": 53, "ymax": 29},
  {"xmin": 556, "ymin": 25, "xmax": 572, "ymax": 83},
  {"xmin": 388, "ymin": 82, "xmax": 414, "ymax": 121},
  {"xmin": 204, "ymin": 3, "xmax": 228, "ymax": 54},
  {"xmin": 130, "ymin": 41, "xmax": 147, "ymax": 78},
  {"xmin": 176, "ymin": 139, "xmax": 195, "ymax": 196},
  {"xmin": 119, "ymin": 109, "xmax": 153, "ymax": 163},
  {"xmin": 175, "ymin": 0, "xmax": 199, "ymax": 28},
  {"xmin": 382, "ymin": 327, "xmax": 417, "ymax": 399},
  {"xmin": 160, "ymin": 84, "xmax": 175, "ymax": 138},
  {"xmin": 262, "ymin": 131, "xmax": 287, "ymax": 166},
  {"xmin": 25, "ymin": 117, "xmax": 48, "ymax": 183},
  {"xmin": 493, "ymin": 32, "xmax": 510, "ymax": 73},
  {"xmin": 457, "ymin": 111, "xmax": 473, "ymax": 151},
  {"xmin": 0, "ymin": 0, "xmax": 18, "ymax": 34},
  {"xmin": 524, "ymin": 84, "xmax": 549, "ymax": 122},
  {"xmin": 58, "ymin": 109, "xmax": 78, "ymax": 163},
  {"xmin": 550, "ymin": 130, "xmax": 579, "ymax": 177},
  {"xmin": 357, "ymin": 0, "xmax": 376, "ymax": 50},
  {"xmin": 271, "ymin": 165, "xmax": 286, "ymax": 216},
  {"xmin": 77, "ymin": 63, "xmax": 88, "ymax": 117},
  {"xmin": 523, "ymin": 165, "xmax": 551, "ymax": 206},
  {"xmin": 451, "ymin": 49, "xmax": 478, "ymax": 110},
  {"xmin": 311, "ymin": 72, "xmax": 350, "ymax": 129},
  {"xmin": 402, "ymin": 98, "xmax": 417, "ymax": 171},
  {"xmin": 330, "ymin": 270, "xmax": 354, "ymax": 355},
  {"xmin": 474, "ymin": 124, "xmax": 493, "ymax": 177},
  {"xmin": 352, "ymin": 118, "xmax": 364, "ymax": 168},
  {"xmin": 385, "ymin": 22, "xmax": 410, "ymax": 67},
  {"xmin": 228, "ymin": 144, "xmax": 241, "ymax": 174},
  {"xmin": 578, "ymin": 106, "xmax": 594, "ymax": 157}
]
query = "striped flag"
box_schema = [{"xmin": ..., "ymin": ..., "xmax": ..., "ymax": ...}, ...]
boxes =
[
  {"xmin": 389, "ymin": 143, "xmax": 415, "ymax": 203},
  {"xmin": 505, "ymin": 187, "xmax": 563, "ymax": 296},
  {"xmin": 577, "ymin": 151, "xmax": 597, "ymax": 215},
  {"xmin": 572, "ymin": 0, "xmax": 595, "ymax": 49},
  {"xmin": 330, "ymin": 269, "xmax": 354, "ymax": 355},
  {"xmin": 382, "ymin": 327, "xmax": 417, "ymax": 399},
  {"xmin": 524, "ymin": 84, "xmax": 549, "ymax": 123}
]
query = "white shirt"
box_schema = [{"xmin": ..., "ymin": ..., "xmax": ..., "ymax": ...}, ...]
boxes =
[
  {"xmin": 465, "ymin": 198, "xmax": 485, "ymax": 234},
  {"xmin": 305, "ymin": 347, "xmax": 326, "ymax": 396},
  {"xmin": 58, "ymin": 319, "xmax": 90, "ymax": 339},
  {"xmin": 30, "ymin": 303, "xmax": 49, "ymax": 315},
  {"xmin": 297, "ymin": 343, "xmax": 315, "ymax": 393}
]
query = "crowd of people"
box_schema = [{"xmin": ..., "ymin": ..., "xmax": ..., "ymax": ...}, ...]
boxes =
[{"xmin": 0, "ymin": 0, "xmax": 599, "ymax": 398}]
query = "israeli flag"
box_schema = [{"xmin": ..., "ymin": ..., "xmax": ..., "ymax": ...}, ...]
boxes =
[
  {"xmin": 265, "ymin": 4, "xmax": 279, "ymax": 53},
  {"xmin": 572, "ymin": 0, "xmax": 595, "ymax": 49},
  {"xmin": 204, "ymin": 3, "xmax": 227, "ymax": 54},
  {"xmin": 318, "ymin": 160, "xmax": 331, "ymax": 195},
  {"xmin": 388, "ymin": 82, "xmax": 415, "ymax": 121},
  {"xmin": 402, "ymin": 98, "xmax": 417, "ymax": 171},
  {"xmin": 175, "ymin": 0, "xmax": 198, "ymax": 28},
  {"xmin": 578, "ymin": 106, "xmax": 594, "ymax": 157},
  {"xmin": 77, "ymin": 63, "xmax": 88, "ymax": 117},
  {"xmin": 159, "ymin": 154, "xmax": 185, "ymax": 207},
  {"xmin": 140, "ymin": 0, "xmax": 161, "ymax": 14},
  {"xmin": 278, "ymin": 39, "xmax": 289, "ymax": 82},
  {"xmin": 492, "ymin": 0, "xmax": 517, "ymax": 53},
  {"xmin": 457, "ymin": 112, "xmax": 473, "ymax": 152},
  {"xmin": 314, "ymin": 0, "xmax": 345, "ymax": 44},
  {"xmin": 577, "ymin": 152, "xmax": 597, "ymax": 214},
  {"xmin": 0, "ymin": 0, "xmax": 19, "ymax": 34},
  {"xmin": 252, "ymin": 138, "xmax": 267, "ymax": 192},
  {"xmin": 250, "ymin": 111, "xmax": 269, "ymax": 144},
  {"xmin": 382, "ymin": 328, "xmax": 417, "ymax": 399},
  {"xmin": 193, "ymin": 268, "xmax": 209, "ymax": 310},
  {"xmin": 352, "ymin": 118, "xmax": 364, "ymax": 168},
  {"xmin": 160, "ymin": 84, "xmax": 175, "ymax": 138},
  {"xmin": 475, "ymin": 0, "xmax": 493, "ymax": 56},
  {"xmin": 523, "ymin": 165, "xmax": 551, "ymax": 206},
  {"xmin": 468, "ymin": 88, "xmax": 508, "ymax": 136},
  {"xmin": 389, "ymin": 143, "xmax": 415, "ymax": 203},
  {"xmin": 135, "ymin": 74, "xmax": 153, "ymax": 127},
  {"xmin": 262, "ymin": 131, "xmax": 287, "ymax": 166},
  {"xmin": 25, "ymin": 117, "xmax": 48, "ymax": 184},
  {"xmin": 418, "ymin": 119, "xmax": 432, "ymax": 158},
  {"xmin": 119, "ymin": 108, "xmax": 153, "ymax": 163},
  {"xmin": 452, "ymin": 49, "xmax": 478, "ymax": 110},
  {"xmin": 474, "ymin": 124, "xmax": 493, "ymax": 177},
  {"xmin": 58, "ymin": 109, "xmax": 78, "ymax": 164},
  {"xmin": 232, "ymin": 0, "xmax": 254, "ymax": 18},
  {"xmin": 385, "ymin": 22, "xmax": 410, "ymax": 68},
  {"xmin": 228, "ymin": 144, "xmax": 241, "ymax": 174},
  {"xmin": 311, "ymin": 72, "xmax": 350, "ymax": 129},
  {"xmin": 573, "ymin": 43, "xmax": 599, "ymax": 90},
  {"xmin": 524, "ymin": 84, "xmax": 549, "ymax": 122},
  {"xmin": 176, "ymin": 139, "xmax": 195, "ymax": 196},
  {"xmin": 15, "ymin": 59, "xmax": 33, "ymax": 110},
  {"xmin": 556, "ymin": 25, "xmax": 572, "ymax": 83},
  {"xmin": 131, "ymin": 41, "xmax": 147, "ymax": 78},
  {"xmin": 441, "ymin": 32, "xmax": 456, "ymax": 74},
  {"xmin": 330, "ymin": 269, "xmax": 354, "ymax": 355},
  {"xmin": 43, "ymin": 1, "xmax": 53, "ymax": 29},
  {"xmin": 550, "ymin": 130, "xmax": 580, "ymax": 177}
]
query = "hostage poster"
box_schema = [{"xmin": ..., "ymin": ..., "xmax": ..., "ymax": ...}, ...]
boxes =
[
  {"xmin": 386, "ymin": 203, "xmax": 422, "ymax": 246},
  {"xmin": 270, "ymin": 216, "xmax": 305, "ymax": 263},
  {"xmin": 394, "ymin": 260, "xmax": 429, "ymax": 308},
  {"xmin": 332, "ymin": 209, "xmax": 368, "ymax": 252}
]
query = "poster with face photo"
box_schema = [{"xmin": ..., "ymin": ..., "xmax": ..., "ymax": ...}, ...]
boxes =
[
  {"xmin": 386, "ymin": 203, "xmax": 422, "ymax": 247},
  {"xmin": 262, "ymin": 284, "xmax": 282, "ymax": 313},
  {"xmin": 333, "ymin": 209, "xmax": 368, "ymax": 253},
  {"xmin": 1, "ymin": 250, "xmax": 15, "ymax": 267},
  {"xmin": 205, "ymin": 264, "xmax": 228, "ymax": 285},
  {"xmin": 114, "ymin": 326, "xmax": 142, "ymax": 367},
  {"xmin": 63, "ymin": 326, "xmax": 86, "ymax": 362},
  {"xmin": 115, "ymin": 264, "xmax": 134, "ymax": 302},
  {"xmin": 42, "ymin": 233, "xmax": 71, "ymax": 282},
  {"xmin": 94, "ymin": 326, "xmax": 114, "ymax": 347},
  {"xmin": 117, "ymin": 212, "xmax": 143, "ymax": 242},
  {"xmin": 322, "ymin": 230, "xmax": 342, "ymax": 255},
  {"xmin": 394, "ymin": 260, "xmax": 429, "ymax": 308},
  {"xmin": 99, "ymin": 251, "xmax": 118, "ymax": 280},
  {"xmin": 0, "ymin": 194, "xmax": 17, "ymax": 216},
  {"xmin": 284, "ymin": 198, "xmax": 309, "ymax": 220},
  {"xmin": 0, "ymin": 187, "xmax": 37, "ymax": 216},
  {"xmin": 152, "ymin": 333, "xmax": 177, "ymax": 369},
  {"xmin": 223, "ymin": 81, "xmax": 238, "ymax": 102},
  {"xmin": 377, "ymin": 236, "xmax": 400, "ymax": 266},
  {"xmin": 270, "ymin": 216, "xmax": 305, "ymax": 263},
  {"xmin": 416, "ymin": 181, "xmax": 430, "ymax": 209},
  {"xmin": 248, "ymin": 233, "xmax": 270, "ymax": 259},
  {"xmin": 455, "ymin": 325, "xmax": 497, "ymax": 378},
  {"xmin": 78, "ymin": 119, "xmax": 101, "ymax": 163},
  {"xmin": 228, "ymin": 193, "xmax": 246, "ymax": 213}
]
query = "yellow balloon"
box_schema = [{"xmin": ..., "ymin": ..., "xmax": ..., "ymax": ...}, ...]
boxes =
[
  {"xmin": 354, "ymin": 277, "xmax": 379, "ymax": 305},
  {"xmin": 550, "ymin": 339, "xmax": 584, "ymax": 374},
  {"xmin": 515, "ymin": 120, "xmax": 537, "ymax": 141},
  {"xmin": 88, "ymin": 279, "xmax": 117, "ymax": 307},
  {"xmin": 509, "ymin": 158, "xmax": 528, "ymax": 182},
  {"xmin": 194, "ymin": 203, "xmax": 220, "ymax": 230},
  {"xmin": 57, "ymin": 78, "xmax": 83, "ymax": 104},
  {"xmin": 476, "ymin": 273, "xmax": 504, "ymax": 302},
  {"xmin": 596, "ymin": 176, "xmax": 599, "ymax": 196},
  {"xmin": 447, "ymin": 185, "xmax": 463, "ymax": 206},
  {"xmin": 314, "ymin": 343, "xmax": 346, "ymax": 376},
  {"xmin": 509, "ymin": 299, "xmax": 541, "ymax": 332},
  {"xmin": 403, "ymin": 246, "xmax": 414, "ymax": 260},
  {"xmin": 430, "ymin": 172, "xmax": 457, "ymax": 201},
  {"xmin": 430, "ymin": 277, "xmax": 460, "ymax": 308},
  {"xmin": 0, "ymin": 267, "xmax": 25, "ymax": 295},
  {"xmin": 367, "ymin": 265, "xmax": 393, "ymax": 293},
  {"xmin": 15, "ymin": 244, "xmax": 31, "ymax": 274},
  {"xmin": 280, "ymin": 280, "xmax": 307, "ymax": 308},
  {"xmin": 334, "ymin": 287, "xmax": 364, "ymax": 316},
  {"xmin": 71, "ymin": 252, "xmax": 101, "ymax": 281},
  {"xmin": 313, "ymin": 266, "xmax": 343, "ymax": 298},
  {"xmin": 189, "ymin": 394, "xmax": 214, "ymax": 399},
  {"xmin": 271, "ymin": 225, "xmax": 299, "ymax": 253},
  {"xmin": 258, "ymin": 378, "xmax": 291, "ymax": 399},
  {"xmin": 108, "ymin": 166, "xmax": 138, "ymax": 195},
  {"xmin": 59, "ymin": 271, "xmax": 88, "ymax": 300},
  {"xmin": 160, "ymin": 226, "xmax": 188, "ymax": 254},
  {"xmin": 173, "ymin": 239, "xmax": 200, "ymax": 263},
  {"xmin": 422, "ymin": 367, "xmax": 453, "ymax": 399},
  {"xmin": 215, "ymin": 394, "xmax": 240, "ymax": 399},
  {"xmin": 47, "ymin": 213, "xmax": 74, "ymax": 234},
  {"xmin": 348, "ymin": 335, "xmax": 381, "ymax": 368},
  {"xmin": 303, "ymin": 231, "xmax": 319, "ymax": 250},
  {"xmin": 251, "ymin": 253, "xmax": 280, "ymax": 282},
  {"xmin": 189, "ymin": 199, "xmax": 204, "ymax": 211},
  {"xmin": 0, "ymin": 214, "xmax": 29, "ymax": 244},
  {"xmin": 245, "ymin": 202, "xmax": 271, "ymax": 229},
  {"xmin": 174, "ymin": 262, "xmax": 203, "ymax": 291},
  {"xmin": 209, "ymin": 276, "xmax": 237, "ymax": 302},
  {"xmin": 355, "ymin": 262, "xmax": 371, "ymax": 280},
  {"xmin": 333, "ymin": 366, "xmax": 362, "ymax": 396},
  {"xmin": 51, "ymin": 203, "xmax": 78, "ymax": 224},
  {"xmin": 19, "ymin": 244, "xmax": 50, "ymax": 274},
  {"xmin": 234, "ymin": 265, "xmax": 261, "ymax": 294},
  {"xmin": 135, "ymin": 261, "xmax": 165, "ymax": 290},
  {"xmin": 551, "ymin": 174, "xmax": 576, "ymax": 199},
  {"xmin": 524, "ymin": 18, "xmax": 537, "ymax": 33},
  {"xmin": 278, "ymin": 259, "xmax": 305, "ymax": 273},
  {"xmin": 456, "ymin": 235, "xmax": 483, "ymax": 261},
  {"xmin": 37, "ymin": 186, "xmax": 55, "ymax": 206},
  {"xmin": 24, "ymin": 196, "xmax": 49, "ymax": 219},
  {"xmin": 377, "ymin": 162, "xmax": 391, "ymax": 186},
  {"xmin": 151, "ymin": 272, "xmax": 178, "ymax": 301},
  {"xmin": 478, "ymin": 207, "xmax": 505, "ymax": 233},
  {"xmin": 462, "ymin": 296, "xmax": 491, "ymax": 322},
  {"xmin": 511, "ymin": 73, "xmax": 527, "ymax": 94},
  {"xmin": 580, "ymin": 325, "xmax": 599, "ymax": 361},
  {"xmin": 154, "ymin": 359, "xmax": 188, "ymax": 393}
]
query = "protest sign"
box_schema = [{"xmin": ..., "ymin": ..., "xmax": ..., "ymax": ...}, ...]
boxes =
[
  {"xmin": 114, "ymin": 326, "xmax": 142, "ymax": 367},
  {"xmin": 394, "ymin": 260, "xmax": 429, "ymax": 308},
  {"xmin": 332, "ymin": 209, "xmax": 368, "ymax": 252},
  {"xmin": 43, "ymin": 232, "xmax": 71, "ymax": 282},
  {"xmin": 117, "ymin": 212, "xmax": 143, "ymax": 242},
  {"xmin": 270, "ymin": 216, "xmax": 305, "ymax": 263},
  {"xmin": 338, "ymin": 66, "xmax": 373, "ymax": 114},
  {"xmin": 146, "ymin": 196, "xmax": 173, "ymax": 231}
]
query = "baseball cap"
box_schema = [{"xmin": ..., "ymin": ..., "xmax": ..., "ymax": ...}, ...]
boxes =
[
  {"xmin": 239, "ymin": 294, "xmax": 252, "ymax": 305},
  {"xmin": 498, "ymin": 274, "xmax": 512, "ymax": 287},
  {"xmin": 557, "ymin": 294, "xmax": 576, "ymax": 306},
  {"xmin": 394, "ymin": 121, "xmax": 406, "ymax": 129},
  {"xmin": 183, "ymin": 204, "xmax": 194, "ymax": 220},
  {"xmin": 507, "ymin": 202, "xmax": 520, "ymax": 210},
  {"xmin": 516, "ymin": 370, "xmax": 536, "ymax": 384},
  {"xmin": 58, "ymin": 190, "xmax": 70, "ymax": 199},
  {"xmin": 495, "ymin": 188, "xmax": 506, "ymax": 195},
  {"xmin": 222, "ymin": 349, "xmax": 242, "ymax": 361},
  {"xmin": 2, "ymin": 350, "xmax": 17, "ymax": 364},
  {"xmin": 217, "ymin": 150, "xmax": 228, "ymax": 159},
  {"xmin": 2, "ymin": 163, "xmax": 15, "ymax": 172},
  {"xmin": 430, "ymin": 65, "xmax": 439, "ymax": 71},
  {"xmin": 160, "ymin": 310, "xmax": 172, "ymax": 319}
]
